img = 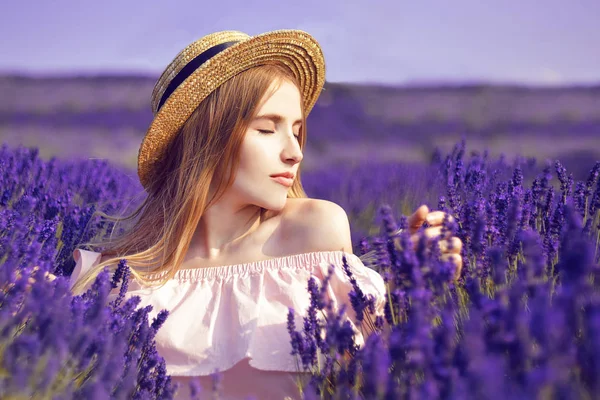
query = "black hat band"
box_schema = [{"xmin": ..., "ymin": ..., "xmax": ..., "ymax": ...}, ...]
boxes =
[{"xmin": 157, "ymin": 40, "xmax": 241, "ymax": 112}]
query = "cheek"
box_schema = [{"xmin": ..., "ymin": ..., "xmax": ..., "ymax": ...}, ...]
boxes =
[
  {"xmin": 238, "ymin": 139, "xmax": 272, "ymax": 174},
  {"xmin": 237, "ymin": 154, "xmax": 264, "ymax": 180},
  {"xmin": 233, "ymin": 150, "xmax": 268, "ymax": 188}
]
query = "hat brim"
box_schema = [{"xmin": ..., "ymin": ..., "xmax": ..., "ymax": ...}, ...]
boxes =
[{"xmin": 137, "ymin": 29, "xmax": 326, "ymax": 191}]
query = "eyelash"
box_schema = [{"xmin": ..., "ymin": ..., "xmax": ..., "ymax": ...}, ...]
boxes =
[{"xmin": 258, "ymin": 129, "xmax": 300, "ymax": 139}]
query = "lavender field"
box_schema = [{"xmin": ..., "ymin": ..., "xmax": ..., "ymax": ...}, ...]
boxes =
[
  {"xmin": 1, "ymin": 76, "xmax": 599, "ymax": 177},
  {"xmin": 1, "ymin": 75, "xmax": 600, "ymax": 399}
]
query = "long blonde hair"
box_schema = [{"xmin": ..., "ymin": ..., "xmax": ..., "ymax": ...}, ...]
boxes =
[{"xmin": 71, "ymin": 62, "xmax": 310, "ymax": 295}]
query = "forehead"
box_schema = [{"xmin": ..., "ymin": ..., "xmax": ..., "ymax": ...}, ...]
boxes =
[
  {"xmin": 254, "ymin": 81, "xmax": 302, "ymax": 121},
  {"xmin": 254, "ymin": 113, "xmax": 302, "ymax": 125}
]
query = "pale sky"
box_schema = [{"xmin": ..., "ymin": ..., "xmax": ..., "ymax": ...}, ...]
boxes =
[{"xmin": 1, "ymin": 0, "xmax": 598, "ymax": 85}]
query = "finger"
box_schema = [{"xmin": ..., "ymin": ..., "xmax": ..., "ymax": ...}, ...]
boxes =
[
  {"xmin": 453, "ymin": 255, "xmax": 463, "ymax": 280},
  {"xmin": 441, "ymin": 254, "xmax": 463, "ymax": 277},
  {"xmin": 409, "ymin": 227, "xmax": 450, "ymax": 245},
  {"xmin": 438, "ymin": 237, "xmax": 463, "ymax": 254},
  {"xmin": 423, "ymin": 226, "xmax": 453, "ymax": 240},
  {"xmin": 408, "ymin": 204, "xmax": 430, "ymax": 233},
  {"xmin": 44, "ymin": 271, "xmax": 57, "ymax": 281},
  {"xmin": 426, "ymin": 211, "xmax": 455, "ymax": 227}
]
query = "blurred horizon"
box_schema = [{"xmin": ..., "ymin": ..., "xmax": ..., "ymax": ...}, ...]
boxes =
[
  {"xmin": 2, "ymin": 72, "xmax": 599, "ymax": 90},
  {"xmin": 2, "ymin": 75, "xmax": 599, "ymax": 182},
  {"xmin": 2, "ymin": 1, "xmax": 599, "ymax": 183}
]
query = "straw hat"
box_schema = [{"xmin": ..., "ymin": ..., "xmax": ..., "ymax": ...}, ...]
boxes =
[{"xmin": 137, "ymin": 29, "xmax": 326, "ymax": 191}]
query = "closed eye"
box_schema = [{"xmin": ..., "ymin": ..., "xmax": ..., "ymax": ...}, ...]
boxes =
[{"xmin": 258, "ymin": 129, "xmax": 300, "ymax": 139}]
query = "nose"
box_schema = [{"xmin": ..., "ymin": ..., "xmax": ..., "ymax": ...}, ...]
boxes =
[{"xmin": 282, "ymin": 134, "xmax": 303, "ymax": 164}]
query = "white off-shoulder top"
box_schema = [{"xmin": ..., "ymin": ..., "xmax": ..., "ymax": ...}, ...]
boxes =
[{"xmin": 70, "ymin": 249, "xmax": 386, "ymax": 400}]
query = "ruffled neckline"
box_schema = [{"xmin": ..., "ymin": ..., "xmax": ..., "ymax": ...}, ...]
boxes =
[
  {"xmin": 85, "ymin": 247, "xmax": 387, "ymax": 377},
  {"xmin": 149, "ymin": 250, "xmax": 359, "ymax": 282}
]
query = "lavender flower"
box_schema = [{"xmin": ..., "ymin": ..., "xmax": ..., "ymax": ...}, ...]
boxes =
[{"xmin": 4, "ymin": 139, "xmax": 600, "ymax": 399}]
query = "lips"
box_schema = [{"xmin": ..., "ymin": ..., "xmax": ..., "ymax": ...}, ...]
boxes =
[
  {"xmin": 270, "ymin": 172, "xmax": 295, "ymax": 188},
  {"xmin": 271, "ymin": 172, "xmax": 294, "ymax": 188},
  {"xmin": 270, "ymin": 172, "xmax": 295, "ymax": 180},
  {"xmin": 271, "ymin": 175, "xmax": 294, "ymax": 188}
]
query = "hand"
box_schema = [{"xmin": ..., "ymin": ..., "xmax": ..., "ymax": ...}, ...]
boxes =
[
  {"xmin": 10, "ymin": 267, "xmax": 57, "ymax": 317},
  {"xmin": 14, "ymin": 266, "xmax": 57, "ymax": 288},
  {"xmin": 406, "ymin": 204, "xmax": 463, "ymax": 280}
]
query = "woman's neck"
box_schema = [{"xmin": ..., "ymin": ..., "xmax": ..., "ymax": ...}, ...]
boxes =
[{"xmin": 189, "ymin": 201, "xmax": 266, "ymax": 260}]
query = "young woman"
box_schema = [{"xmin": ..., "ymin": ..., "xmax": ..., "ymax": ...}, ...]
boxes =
[{"xmin": 69, "ymin": 29, "xmax": 462, "ymax": 399}]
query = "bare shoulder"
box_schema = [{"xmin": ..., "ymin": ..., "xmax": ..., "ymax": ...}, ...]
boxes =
[{"xmin": 278, "ymin": 198, "xmax": 353, "ymax": 254}]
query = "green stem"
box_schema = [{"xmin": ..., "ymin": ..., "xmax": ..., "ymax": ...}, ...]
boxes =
[{"xmin": 386, "ymin": 283, "xmax": 397, "ymax": 326}]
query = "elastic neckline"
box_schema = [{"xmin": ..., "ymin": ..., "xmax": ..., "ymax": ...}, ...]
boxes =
[{"xmin": 149, "ymin": 250, "xmax": 357, "ymax": 282}]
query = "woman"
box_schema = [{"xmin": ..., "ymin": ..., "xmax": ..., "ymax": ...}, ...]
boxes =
[{"xmin": 70, "ymin": 29, "xmax": 462, "ymax": 399}]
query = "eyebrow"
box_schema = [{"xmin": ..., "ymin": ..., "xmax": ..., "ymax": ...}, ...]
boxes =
[{"xmin": 254, "ymin": 113, "xmax": 303, "ymax": 126}]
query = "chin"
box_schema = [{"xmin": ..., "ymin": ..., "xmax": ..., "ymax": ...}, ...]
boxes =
[{"xmin": 261, "ymin": 196, "xmax": 288, "ymax": 212}]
